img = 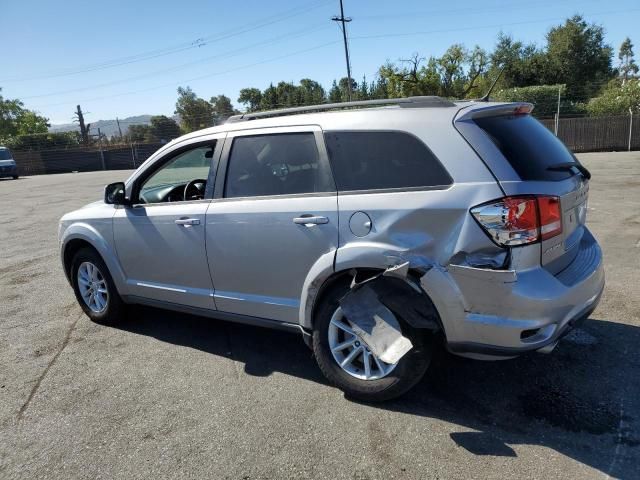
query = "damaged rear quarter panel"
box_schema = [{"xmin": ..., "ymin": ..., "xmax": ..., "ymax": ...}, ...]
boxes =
[{"xmin": 332, "ymin": 182, "xmax": 506, "ymax": 340}]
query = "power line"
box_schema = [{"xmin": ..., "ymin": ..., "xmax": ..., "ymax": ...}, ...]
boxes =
[
  {"xmin": 30, "ymin": 40, "xmax": 341, "ymax": 109},
  {"xmin": 20, "ymin": 24, "xmax": 330, "ymax": 100},
  {"xmin": 350, "ymin": 8, "xmax": 640, "ymax": 41},
  {"xmin": 0, "ymin": 0, "xmax": 333, "ymax": 83},
  {"xmin": 355, "ymin": 0, "xmax": 603, "ymax": 19}
]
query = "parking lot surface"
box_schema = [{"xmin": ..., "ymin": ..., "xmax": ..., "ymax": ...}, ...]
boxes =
[{"xmin": 1, "ymin": 152, "xmax": 639, "ymax": 479}]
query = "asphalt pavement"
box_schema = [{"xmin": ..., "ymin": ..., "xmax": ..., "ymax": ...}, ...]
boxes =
[{"xmin": 0, "ymin": 152, "xmax": 639, "ymax": 479}]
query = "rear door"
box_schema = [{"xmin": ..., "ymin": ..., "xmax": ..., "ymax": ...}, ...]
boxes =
[
  {"xmin": 205, "ymin": 126, "xmax": 338, "ymax": 323},
  {"xmin": 455, "ymin": 106, "xmax": 590, "ymax": 272}
]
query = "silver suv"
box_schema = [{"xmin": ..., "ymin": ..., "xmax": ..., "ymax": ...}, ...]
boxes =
[{"xmin": 59, "ymin": 97, "xmax": 604, "ymax": 401}]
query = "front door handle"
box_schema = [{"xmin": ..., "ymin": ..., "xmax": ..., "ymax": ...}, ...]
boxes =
[
  {"xmin": 293, "ymin": 215, "xmax": 329, "ymax": 225},
  {"xmin": 175, "ymin": 218, "xmax": 200, "ymax": 226}
]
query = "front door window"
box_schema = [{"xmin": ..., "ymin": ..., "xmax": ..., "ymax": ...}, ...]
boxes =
[{"xmin": 138, "ymin": 144, "xmax": 215, "ymax": 203}]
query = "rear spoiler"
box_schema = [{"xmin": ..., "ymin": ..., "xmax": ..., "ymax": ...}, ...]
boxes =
[{"xmin": 454, "ymin": 102, "xmax": 534, "ymax": 123}]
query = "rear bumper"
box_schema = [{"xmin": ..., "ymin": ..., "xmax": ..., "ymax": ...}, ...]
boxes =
[{"xmin": 421, "ymin": 228, "xmax": 604, "ymax": 358}]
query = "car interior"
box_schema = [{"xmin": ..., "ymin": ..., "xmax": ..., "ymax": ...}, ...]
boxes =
[
  {"xmin": 224, "ymin": 133, "xmax": 323, "ymax": 198},
  {"xmin": 137, "ymin": 145, "xmax": 215, "ymax": 204}
]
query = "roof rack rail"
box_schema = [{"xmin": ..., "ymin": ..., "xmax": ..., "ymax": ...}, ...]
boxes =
[{"xmin": 226, "ymin": 96, "xmax": 456, "ymax": 123}]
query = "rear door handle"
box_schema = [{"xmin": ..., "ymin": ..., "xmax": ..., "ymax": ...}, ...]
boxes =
[
  {"xmin": 293, "ymin": 215, "xmax": 329, "ymax": 225},
  {"xmin": 175, "ymin": 218, "xmax": 200, "ymax": 226}
]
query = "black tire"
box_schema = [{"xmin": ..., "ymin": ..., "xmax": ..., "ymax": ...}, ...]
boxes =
[
  {"xmin": 312, "ymin": 282, "xmax": 432, "ymax": 402},
  {"xmin": 12, "ymin": 175, "xmax": 18, "ymax": 180},
  {"xmin": 71, "ymin": 247, "xmax": 127, "ymax": 325}
]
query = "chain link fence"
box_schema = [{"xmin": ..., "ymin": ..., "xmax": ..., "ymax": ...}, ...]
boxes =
[{"xmin": 12, "ymin": 143, "xmax": 164, "ymax": 176}]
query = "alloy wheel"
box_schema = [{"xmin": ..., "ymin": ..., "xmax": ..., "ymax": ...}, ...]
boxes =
[
  {"xmin": 327, "ymin": 307, "xmax": 398, "ymax": 380},
  {"xmin": 77, "ymin": 261, "xmax": 109, "ymax": 313}
]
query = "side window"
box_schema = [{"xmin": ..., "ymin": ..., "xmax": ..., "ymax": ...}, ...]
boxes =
[
  {"xmin": 138, "ymin": 144, "xmax": 215, "ymax": 203},
  {"xmin": 323, "ymin": 131, "xmax": 452, "ymax": 192},
  {"xmin": 224, "ymin": 133, "xmax": 334, "ymax": 198}
]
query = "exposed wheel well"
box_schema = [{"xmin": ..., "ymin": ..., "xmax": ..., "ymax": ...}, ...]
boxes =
[
  {"xmin": 309, "ymin": 267, "xmax": 443, "ymax": 333},
  {"xmin": 63, "ymin": 239, "xmax": 99, "ymax": 281}
]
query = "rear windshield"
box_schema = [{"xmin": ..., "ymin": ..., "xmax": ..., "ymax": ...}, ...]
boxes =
[
  {"xmin": 0, "ymin": 149, "xmax": 12, "ymax": 160},
  {"xmin": 474, "ymin": 114, "xmax": 576, "ymax": 181}
]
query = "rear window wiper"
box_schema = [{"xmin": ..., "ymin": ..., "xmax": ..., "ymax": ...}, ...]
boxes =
[{"xmin": 546, "ymin": 161, "xmax": 591, "ymax": 180}]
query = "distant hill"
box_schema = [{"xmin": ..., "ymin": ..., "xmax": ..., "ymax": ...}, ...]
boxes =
[{"xmin": 49, "ymin": 115, "xmax": 156, "ymax": 138}]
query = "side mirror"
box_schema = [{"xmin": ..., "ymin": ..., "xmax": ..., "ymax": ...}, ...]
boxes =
[{"xmin": 104, "ymin": 182, "xmax": 129, "ymax": 205}]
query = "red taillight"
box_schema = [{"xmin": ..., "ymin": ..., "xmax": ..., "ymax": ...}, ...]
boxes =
[
  {"xmin": 537, "ymin": 196, "xmax": 562, "ymax": 240},
  {"xmin": 471, "ymin": 195, "xmax": 562, "ymax": 247}
]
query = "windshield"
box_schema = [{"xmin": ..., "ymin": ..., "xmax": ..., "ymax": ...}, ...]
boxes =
[{"xmin": 0, "ymin": 149, "xmax": 13, "ymax": 161}]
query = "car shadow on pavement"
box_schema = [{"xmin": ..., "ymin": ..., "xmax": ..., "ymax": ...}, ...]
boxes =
[
  {"xmin": 117, "ymin": 307, "xmax": 639, "ymax": 478},
  {"xmin": 122, "ymin": 305, "xmax": 328, "ymax": 384}
]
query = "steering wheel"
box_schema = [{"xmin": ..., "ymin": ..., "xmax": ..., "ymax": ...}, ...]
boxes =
[{"xmin": 184, "ymin": 178, "xmax": 207, "ymax": 201}]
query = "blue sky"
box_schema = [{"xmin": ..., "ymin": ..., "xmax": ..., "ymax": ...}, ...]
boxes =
[{"xmin": 2, "ymin": 0, "xmax": 638, "ymax": 124}]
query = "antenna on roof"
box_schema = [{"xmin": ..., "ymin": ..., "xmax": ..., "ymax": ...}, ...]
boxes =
[{"xmin": 478, "ymin": 65, "xmax": 506, "ymax": 102}]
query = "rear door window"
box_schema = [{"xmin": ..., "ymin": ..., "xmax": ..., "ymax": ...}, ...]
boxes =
[
  {"xmin": 474, "ymin": 114, "xmax": 578, "ymax": 181},
  {"xmin": 324, "ymin": 131, "xmax": 451, "ymax": 192}
]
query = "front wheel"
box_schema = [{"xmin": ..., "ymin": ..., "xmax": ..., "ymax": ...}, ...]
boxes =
[
  {"xmin": 312, "ymin": 283, "xmax": 432, "ymax": 402},
  {"xmin": 71, "ymin": 247, "xmax": 126, "ymax": 325}
]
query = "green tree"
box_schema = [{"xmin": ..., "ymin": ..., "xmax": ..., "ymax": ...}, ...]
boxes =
[
  {"xmin": 274, "ymin": 81, "xmax": 299, "ymax": 107},
  {"xmin": 544, "ymin": 15, "xmax": 613, "ymax": 100},
  {"xmin": 338, "ymin": 77, "xmax": 358, "ymax": 101},
  {"xmin": 260, "ymin": 83, "xmax": 279, "ymax": 110},
  {"xmin": 489, "ymin": 34, "xmax": 546, "ymax": 89},
  {"xmin": 127, "ymin": 124, "xmax": 154, "ymax": 143},
  {"xmin": 14, "ymin": 110, "xmax": 49, "ymax": 135},
  {"xmin": 175, "ymin": 86, "xmax": 214, "ymax": 132},
  {"xmin": 464, "ymin": 46, "xmax": 489, "ymax": 97},
  {"xmin": 437, "ymin": 45, "xmax": 468, "ymax": 97},
  {"xmin": 586, "ymin": 79, "xmax": 640, "ymax": 115},
  {"xmin": 378, "ymin": 55, "xmax": 433, "ymax": 98},
  {"xmin": 618, "ymin": 37, "xmax": 639, "ymax": 83},
  {"xmin": 238, "ymin": 88, "xmax": 262, "ymax": 112},
  {"xmin": 298, "ymin": 78, "xmax": 326, "ymax": 105},
  {"xmin": 328, "ymin": 80, "xmax": 342, "ymax": 103},
  {"xmin": 150, "ymin": 115, "xmax": 180, "ymax": 142},
  {"xmin": 4, "ymin": 131, "xmax": 80, "ymax": 151},
  {"xmin": 0, "ymin": 88, "xmax": 50, "ymax": 140},
  {"xmin": 210, "ymin": 95, "xmax": 237, "ymax": 124},
  {"xmin": 368, "ymin": 76, "xmax": 389, "ymax": 99},
  {"xmin": 356, "ymin": 76, "xmax": 370, "ymax": 100}
]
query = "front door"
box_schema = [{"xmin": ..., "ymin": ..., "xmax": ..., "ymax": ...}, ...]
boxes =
[
  {"xmin": 206, "ymin": 127, "xmax": 338, "ymax": 323},
  {"xmin": 114, "ymin": 138, "xmax": 223, "ymax": 309}
]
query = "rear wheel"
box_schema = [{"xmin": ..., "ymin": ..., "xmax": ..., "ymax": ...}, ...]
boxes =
[
  {"xmin": 71, "ymin": 247, "xmax": 126, "ymax": 325},
  {"xmin": 312, "ymin": 282, "xmax": 432, "ymax": 401},
  {"xmin": 12, "ymin": 175, "xmax": 18, "ymax": 180}
]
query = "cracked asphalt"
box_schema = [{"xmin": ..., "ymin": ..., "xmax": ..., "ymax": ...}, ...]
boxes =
[{"xmin": 0, "ymin": 152, "xmax": 639, "ymax": 479}]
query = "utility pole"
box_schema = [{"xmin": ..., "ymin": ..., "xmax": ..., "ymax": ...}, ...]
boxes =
[
  {"xmin": 116, "ymin": 117, "xmax": 123, "ymax": 140},
  {"xmin": 555, "ymin": 86, "xmax": 561, "ymax": 136},
  {"xmin": 332, "ymin": 0, "xmax": 353, "ymax": 101},
  {"xmin": 629, "ymin": 108, "xmax": 634, "ymax": 152},
  {"xmin": 74, "ymin": 105, "xmax": 89, "ymax": 144},
  {"xmin": 97, "ymin": 127, "xmax": 106, "ymax": 171}
]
